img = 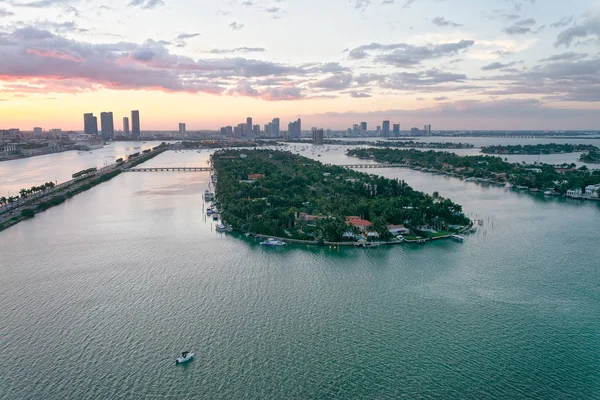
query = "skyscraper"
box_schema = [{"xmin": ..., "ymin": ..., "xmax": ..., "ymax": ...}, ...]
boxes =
[
  {"xmin": 246, "ymin": 117, "xmax": 253, "ymax": 129},
  {"xmin": 360, "ymin": 122, "xmax": 367, "ymax": 131},
  {"xmin": 83, "ymin": 113, "xmax": 98, "ymax": 136},
  {"xmin": 100, "ymin": 112, "xmax": 114, "ymax": 140},
  {"xmin": 253, "ymin": 124, "xmax": 260, "ymax": 136},
  {"xmin": 123, "ymin": 117, "xmax": 130, "ymax": 136},
  {"xmin": 179, "ymin": 123, "xmax": 186, "ymax": 135},
  {"xmin": 288, "ymin": 118, "xmax": 302, "ymax": 138},
  {"xmin": 382, "ymin": 120, "xmax": 390, "ymax": 137},
  {"xmin": 393, "ymin": 124, "xmax": 400, "ymax": 136},
  {"xmin": 272, "ymin": 118, "xmax": 280, "ymax": 137},
  {"xmin": 312, "ymin": 128, "xmax": 324, "ymax": 145},
  {"xmin": 131, "ymin": 110, "xmax": 140, "ymax": 139}
]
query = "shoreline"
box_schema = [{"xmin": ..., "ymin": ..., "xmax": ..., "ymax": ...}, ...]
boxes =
[{"xmin": 227, "ymin": 223, "xmax": 473, "ymax": 248}]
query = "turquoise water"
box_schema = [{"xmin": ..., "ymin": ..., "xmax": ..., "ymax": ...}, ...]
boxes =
[{"xmin": 1, "ymin": 150, "xmax": 599, "ymax": 399}]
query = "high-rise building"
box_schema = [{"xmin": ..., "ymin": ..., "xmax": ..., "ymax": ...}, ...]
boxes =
[
  {"xmin": 131, "ymin": 110, "xmax": 140, "ymax": 139},
  {"xmin": 246, "ymin": 117, "xmax": 253, "ymax": 129},
  {"xmin": 288, "ymin": 118, "xmax": 301, "ymax": 138},
  {"xmin": 264, "ymin": 123, "xmax": 270, "ymax": 137},
  {"xmin": 33, "ymin": 127, "xmax": 42, "ymax": 136},
  {"xmin": 382, "ymin": 120, "xmax": 390, "ymax": 137},
  {"xmin": 271, "ymin": 118, "xmax": 280, "ymax": 137},
  {"xmin": 393, "ymin": 124, "xmax": 400, "ymax": 136},
  {"xmin": 253, "ymin": 124, "xmax": 260, "ymax": 136},
  {"xmin": 100, "ymin": 112, "xmax": 114, "ymax": 140},
  {"xmin": 179, "ymin": 123, "xmax": 186, "ymax": 135},
  {"xmin": 410, "ymin": 127, "xmax": 420, "ymax": 136},
  {"xmin": 83, "ymin": 113, "xmax": 98, "ymax": 136},
  {"xmin": 427, "ymin": 124, "xmax": 432, "ymax": 135},
  {"xmin": 360, "ymin": 122, "xmax": 367, "ymax": 131},
  {"xmin": 312, "ymin": 128, "xmax": 324, "ymax": 145},
  {"xmin": 123, "ymin": 117, "xmax": 130, "ymax": 136}
]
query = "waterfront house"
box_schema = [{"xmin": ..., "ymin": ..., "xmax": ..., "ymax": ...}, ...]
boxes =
[
  {"xmin": 566, "ymin": 189, "xmax": 582, "ymax": 198},
  {"xmin": 345, "ymin": 216, "xmax": 372, "ymax": 232},
  {"xmin": 296, "ymin": 212, "xmax": 328, "ymax": 227},
  {"xmin": 585, "ymin": 184, "xmax": 600, "ymax": 198},
  {"xmin": 387, "ymin": 224, "xmax": 410, "ymax": 235}
]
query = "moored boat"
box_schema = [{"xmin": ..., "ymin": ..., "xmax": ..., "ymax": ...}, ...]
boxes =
[
  {"xmin": 260, "ymin": 238, "xmax": 286, "ymax": 246},
  {"xmin": 451, "ymin": 234, "xmax": 464, "ymax": 242}
]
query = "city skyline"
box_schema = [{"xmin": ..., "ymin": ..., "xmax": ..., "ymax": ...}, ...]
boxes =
[{"xmin": 0, "ymin": 1, "xmax": 599, "ymax": 130}]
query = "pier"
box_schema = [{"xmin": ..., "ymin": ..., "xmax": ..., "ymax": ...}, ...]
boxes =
[{"xmin": 125, "ymin": 167, "xmax": 213, "ymax": 172}]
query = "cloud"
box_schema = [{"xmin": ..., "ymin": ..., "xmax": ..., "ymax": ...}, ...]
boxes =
[
  {"xmin": 349, "ymin": 91, "xmax": 371, "ymax": 98},
  {"xmin": 503, "ymin": 18, "xmax": 536, "ymax": 35},
  {"xmin": 349, "ymin": 40, "xmax": 475, "ymax": 67},
  {"xmin": 312, "ymin": 73, "xmax": 353, "ymax": 90},
  {"xmin": 10, "ymin": 0, "xmax": 73, "ymax": 8},
  {"xmin": 0, "ymin": 8, "xmax": 15, "ymax": 16},
  {"xmin": 176, "ymin": 33, "xmax": 200, "ymax": 40},
  {"xmin": 351, "ymin": 0, "xmax": 371, "ymax": 11},
  {"xmin": 207, "ymin": 47, "xmax": 266, "ymax": 54},
  {"xmin": 229, "ymin": 21, "xmax": 244, "ymax": 31},
  {"xmin": 550, "ymin": 15, "xmax": 573, "ymax": 29},
  {"xmin": 128, "ymin": 0, "xmax": 164, "ymax": 9},
  {"xmin": 481, "ymin": 61, "xmax": 517, "ymax": 70},
  {"xmin": 432, "ymin": 16, "xmax": 462, "ymax": 27},
  {"xmin": 555, "ymin": 13, "xmax": 600, "ymax": 47},
  {"xmin": 434, "ymin": 96, "xmax": 450, "ymax": 101},
  {"xmin": 539, "ymin": 52, "xmax": 587, "ymax": 62}
]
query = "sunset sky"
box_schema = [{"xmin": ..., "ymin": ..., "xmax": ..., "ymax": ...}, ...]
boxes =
[{"xmin": 0, "ymin": 0, "xmax": 599, "ymax": 131}]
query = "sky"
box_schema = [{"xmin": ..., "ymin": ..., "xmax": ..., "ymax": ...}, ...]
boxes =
[{"xmin": 0, "ymin": 0, "xmax": 599, "ymax": 131}]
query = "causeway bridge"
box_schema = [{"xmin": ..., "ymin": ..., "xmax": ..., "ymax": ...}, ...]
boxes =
[
  {"xmin": 339, "ymin": 163, "xmax": 407, "ymax": 169},
  {"xmin": 125, "ymin": 167, "xmax": 213, "ymax": 172}
]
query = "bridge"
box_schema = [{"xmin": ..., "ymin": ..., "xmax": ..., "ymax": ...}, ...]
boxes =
[
  {"xmin": 125, "ymin": 167, "xmax": 213, "ymax": 172},
  {"xmin": 339, "ymin": 163, "xmax": 407, "ymax": 169}
]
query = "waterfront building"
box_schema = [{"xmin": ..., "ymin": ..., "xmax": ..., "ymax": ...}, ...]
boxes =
[
  {"xmin": 382, "ymin": 120, "xmax": 390, "ymax": 137},
  {"xmin": 253, "ymin": 124, "xmax": 260, "ymax": 136},
  {"xmin": 123, "ymin": 117, "xmax": 130, "ymax": 136},
  {"xmin": 100, "ymin": 112, "xmax": 114, "ymax": 140},
  {"xmin": 410, "ymin": 127, "xmax": 420, "ymax": 136},
  {"xmin": 424, "ymin": 124, "xmax": 432, "ymax": 135},
  {"xmin": 288, "ymin": 118, "xmax": 302, "ymax": 139},
  {"xmin": 360, "ymin": 122, "xmax": 367, "ymax": 131},
  {"xmin": 393, "ymin": 124, "xmax": 400, "ymax": 136},
  {"xmin": 585, "ymin": 184, "xmax": 600, "ymax": 197},
  {"xmin": 271, "ymin": 118, "xmax": 280, "ymax": 137},
  {"xmin": 33, "ymin": 127, "xmax": 43, "ymax": 136},
  {"xmin": 131, "ymin": 110, "xmax": 140, "ymax": 138},
  {"xmin": 566, "ymin": 189, "xmax": 582, "ymax": 198},
  {"xmin": 83, "ymin": 113, "xmax": 98, "ymax": 136},
  {"xmin": 312, "ymin": 128, "xmax": 324, "ymax": 144},
  {"xmin": 353, "ymin": 124, "xmax": 359, "ymax": 137},
  {"xmin": 179, "ymin": 123, "xmax": 186, "ymax": 136},
  {"xmin": 246, "ymin": 117, "xmax": 253, "ymax": 129}
]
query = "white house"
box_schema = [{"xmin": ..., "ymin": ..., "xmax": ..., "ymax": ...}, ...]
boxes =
[
  {"xmin": 566, "ymin": 189, "xmax": 582, "ymax": 198},
  {"xmin": 387, "ymin": 224, "xmax": 410, "ymax": 235},
  {"xmin": 585, "ymin": 184, "xmax": 600, "ymax": 197}
]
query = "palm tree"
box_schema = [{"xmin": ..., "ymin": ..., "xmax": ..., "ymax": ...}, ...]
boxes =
[
  {"xmin": 0, "ymin": 196, "xmax": 6, "ymax": 207},
  {"xmin": 19, "ymin": 188, "xmax": 28, "ymax": 199}
]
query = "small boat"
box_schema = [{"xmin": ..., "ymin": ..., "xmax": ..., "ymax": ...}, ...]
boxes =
[
  {"xmin": 175, "ymin": 351, "xmax": 194, "ymax": 365},
  {"xmin": 544, "ymin": 190, "xmax": 553, "ymax": 195},
  {"xmin": 260, "ymin": 238, "xmax": 286, "ymax": 246},
  {"xmin": 216, "ymin": 223, "xmax": 226, "ymax": 232},
  {"xmin": 451, "ymin": 234, "xmax": 464, "ymax": 242}
]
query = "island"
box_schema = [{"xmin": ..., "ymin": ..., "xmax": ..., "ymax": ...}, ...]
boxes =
[
  {"xmin": 481, "ymin": 143, "xmax": 598, "ymax": 155},
  {"xmin": 212, "ymin": 149, "xmax": 471, "ymax": 244},
  {"xmin": 347, "ymin": 148, "xmax": 600, "ymax": 199},
  {"xmin": 580, "ymin": 150, "xmax": 600, "ymax": 163}
]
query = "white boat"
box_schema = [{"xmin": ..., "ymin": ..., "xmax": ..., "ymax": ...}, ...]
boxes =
[
  {"xmin": 451, "ymin": 234, "xmax": 464, "ymax": 242},
  {"xmin": 260, "ymin": 238, "xmax": 286, "ymax": 246},
  {"xmin": 216, "ymin": 223, "xmax": 226, "ymax": 232},
  {"xmin": 175, "ymin": 351, "xmax": 194, "ymax": 365}
]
